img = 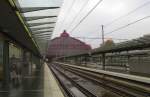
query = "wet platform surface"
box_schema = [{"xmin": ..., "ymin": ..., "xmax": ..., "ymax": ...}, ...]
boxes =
[{"xmin": 0, "ymin": 63, "xmax": 64, "ymax": 97}]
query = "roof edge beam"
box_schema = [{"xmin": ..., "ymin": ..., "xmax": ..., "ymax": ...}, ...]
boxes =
[
  {"xmin": 33, "ymin": 33, "xmax": 52, "ymax": 35},
  {"xmin": 30, "ymin": 27, "xmax": 54, "ymax": 31},
  {"xmin": 20, "ymin": 7, "xmax": 60, "ymax": 13},
  {"xmin": 25, "ymin": 16, "xmax": 57, "ymax": 21},
  {"xmin": 28, "ymin": 22, "xmax": 56, "ymax": 27},
  {"xmin": 32, "ymin": 31, "xmax": 53, "ymax": 34}
]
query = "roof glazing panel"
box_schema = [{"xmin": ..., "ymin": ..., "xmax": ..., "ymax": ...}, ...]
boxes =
[
  {"xmin": 15, "ymin": 0, "xmax": 63, "ymax": 55},
  {"xmin": 30, "ymin": 24, "xmax": 55, "ymax": 28},
  {"xmin": 23, "ymin": 9, "xmax": 60, "ymax": 17},
  {"xmin": 27, "ymin": 18, "xmax": 57, "ymax": 23},
  {"xmin": 17, "ymin": 0, "xmax": 62, "ymax": 7}
]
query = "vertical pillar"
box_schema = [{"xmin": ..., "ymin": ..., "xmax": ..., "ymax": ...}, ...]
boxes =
[
  {"xmin": 99, "ymin": 55, "xmax": 101, "ymax": 65},
  {"xmin": 63, "ymin": 57, "xmax": 65, "ymax": 63},
  {"xmin": 90, "ymin": 56, "xmax": 92, "ymax": 63},
  {"xmin": 101, "ymin": 25, "xmax": 104, "ymax": 44},
  {"xmin": 31, "ymin": 53, "xmax": 33, "ymax": 74},
  {"xmin": 22, "ymin": 50, "xmax": 26, "ymax": 76},
  {"xmin": 3, "ymin": 40, "xmax": 9, "ymax": 88},
  {"xmin": 127, "ymin": 55, "xmax": 130, "ymax": 72},
  {"xmin": 110, "ymin": 56, "xmax": 112, "ymax": 66},
  {"xmin": 84, "ymin": 56, "xmax": 86, "ymax": 66},
  {"xmin": 102, "ymin": 53, "xmax": 105, "ymax": 70},
  {"xmin": 28, "ymin": 52, "xmax": 32, "ymax": 75}
]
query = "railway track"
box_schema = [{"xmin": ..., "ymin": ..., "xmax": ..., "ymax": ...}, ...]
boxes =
[
  {"xmin": 50, "ymin": 65, "xmax": 97, "ymax": 97},
  {"xmin": 51, "ymin": 62, "xmax": 150, "ymax": 97}
]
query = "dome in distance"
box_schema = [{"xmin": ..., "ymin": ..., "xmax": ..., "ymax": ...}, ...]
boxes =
[
  {"xmin": 47, "ymin": 30, "xmax": 91, "ymax": 59},
  {"xmin": 60, "ymin": 30, "xmax": 69, "ymax": 37}
]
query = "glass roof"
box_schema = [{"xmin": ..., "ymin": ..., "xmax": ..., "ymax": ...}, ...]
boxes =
[
  {"xmin": 17, "ymin": 0, "xmax": 62, "ymax": 7},
  {"xmin": 30, "ymin": 24, "xmax": 55, "ymax": 28},
  {"xmin": 92, "ymin": 34, "xmax": 150, "ymax": 54},
  {"xmin": 23, "ymin": 9, "xmax": 60, "ymax": 16},
  {"xmin": 15, "ymin": 0, "xmax": 63, "ymax": 55},
  {"xmin": 28, "ymin": 18, "xmax": 57, "ymax": 23}
]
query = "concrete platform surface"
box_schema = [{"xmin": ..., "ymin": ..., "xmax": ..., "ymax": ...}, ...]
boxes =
[
  {"xmin": 44, "ymin": 63, "xmax": 64, "ymax": 97},
  {"xmin": 0, "ymin": 63, "xmax": 64, "ymax": 97}
]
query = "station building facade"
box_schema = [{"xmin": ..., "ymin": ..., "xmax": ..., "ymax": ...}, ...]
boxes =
[{"xmin": 47, "ymin": 31, "xmax": 91, "ymax": 59}]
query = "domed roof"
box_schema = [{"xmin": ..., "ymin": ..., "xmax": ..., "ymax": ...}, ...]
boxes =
[
  {"xmin": 47, "ymin": 30, "xmax": 91, "ymax": 58},
  {"xmin": 60, "ymin": 30, "xmax": 69, "ymax": 37}
]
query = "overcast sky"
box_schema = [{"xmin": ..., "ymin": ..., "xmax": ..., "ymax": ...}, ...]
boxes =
[
  {"xmin": 53, "ymin": 0, "xmax": 150, "ymax": 48},
  {"xmin": 18, "ymin": 0, "xmax": 150, "ymax": 48}
]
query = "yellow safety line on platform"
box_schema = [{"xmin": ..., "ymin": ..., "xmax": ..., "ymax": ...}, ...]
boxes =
[{"xmin": 44, "ymin": 63, "xmax": 64, "ymax": 97}]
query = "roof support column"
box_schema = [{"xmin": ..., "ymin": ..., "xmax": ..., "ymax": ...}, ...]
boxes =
[
  {"xmin": 102, "ymin": 53, "xmax": 105, "ymax": 70},
  {"xmin": 3, "ymin": 40, "xmax": 9, "ymax": 89}
]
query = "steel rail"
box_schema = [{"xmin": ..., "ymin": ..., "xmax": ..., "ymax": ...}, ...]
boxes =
[
  {"xmin": 54, "ymin": 63, "xmax": 135, "ymax": 97},
  {"xmin": 56, "ymin": 62, "xmax": 150, "ymax": 84},
  {"xmin": 55, "ymin": 62, "xmax": 150, "ymax": 97},
  {"xmin": 50, "ymin": 67, "xmax": 75, "ymax": 97},
  {"xmin": 51, "ymin": 65, "xmax": 97, "ymax": 97}
]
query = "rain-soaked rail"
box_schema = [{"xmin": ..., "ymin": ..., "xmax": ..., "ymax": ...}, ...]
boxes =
[
  {"xmin": 50, "ymin": 65, "xmax": 97, "ymax": 97},
  {"xmin": 49, "ymin": 62, "xmax": 150, "ymax": 97}
]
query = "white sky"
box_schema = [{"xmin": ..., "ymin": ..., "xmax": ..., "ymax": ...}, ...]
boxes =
[
  {"xmin": 53, "ymin": 0, "xmax": 150, "ymax": 48},
  {"xmin": 18, "ymin": 0, "xmax": 150, "ymax": 49}
]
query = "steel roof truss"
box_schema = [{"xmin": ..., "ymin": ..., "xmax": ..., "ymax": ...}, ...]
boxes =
[
  {"xmin": 28, "ymin": 22, "xmax": 56, "ymax": 27},
  {"xmin": 20, "ymin": 7, "xmax": 60, "ymax": 13},
  {"xmin": 30, "ymin": 27, "xmax": 54, "ymax": 31},
  {"xmin": 25, "ymin": 16, "xmax": 57, "ymax": 21}
]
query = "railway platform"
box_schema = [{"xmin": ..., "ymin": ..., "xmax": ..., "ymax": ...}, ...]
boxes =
[
  {"xmin": 51, "ymin": 62, "xmax": 150, "ymax": 97},
  {"xmin": 0, "ymin": 63, "xmax": 64, "ymax": 97},
  {"xmin": 44, "ymin": 63, "xmax": 64, "ymax": 97}
]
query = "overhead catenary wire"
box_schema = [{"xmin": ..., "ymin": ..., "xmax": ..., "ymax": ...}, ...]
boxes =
[
  {"xmin": 74, "ymin": 37, "xmax": 128, "ymax": 46},
  {"xmin": 68, "ymin": 0, "xmax": 150, "ymax": 43},
  {"xmin": 67, "ymin": 0, "xmax": 90, "ymax": 30},
  {"xmin": 74, "ymin": 37, "xmax": 129, "ymax": 40},
  {"xmin": 70, "ymin": 0, "xmax": 103, "ymax": 33},
  {"xmin": 69, "ymin": 1, "xmax": 150, "ymax": 37},
  {"xmin": 104, "ymin": 1, "xmax": 150, "ymax": 27},
  {"xmin": 59, "ymin": 0, "xmax": 76, "ymax": 32},
  {"xmin": 105, "ymin": 15, "xmax": 150, "ymax": 35}
]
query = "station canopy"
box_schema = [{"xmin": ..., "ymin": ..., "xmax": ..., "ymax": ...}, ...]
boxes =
[
  {"xmin": 14, "ymin": 0, "xmax": 63, "ymax": 55},
  {"xmin": 92, "ymin": 34, "xmax": 150, "ymax": 54},
  {"xmin": 57, "ymin": 34, "xmax": 150, "ymax": 58}
]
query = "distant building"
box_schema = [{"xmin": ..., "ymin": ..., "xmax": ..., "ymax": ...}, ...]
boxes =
[
  {"xmin": 100, "ymin": 39, "xmax": 115, "ymax": 48},
  {"xmin": 47, "ymin": 30, "xmax": 91, "ymax": 59}
]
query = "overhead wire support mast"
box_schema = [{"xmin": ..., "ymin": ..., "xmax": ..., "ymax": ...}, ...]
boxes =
[
  {"xmin": 101, "ymin": 25, "xmax": 104, "ymax": 44},
  {"xmin": 70, "ymin": 0, "xmax": 103, "ymax": 33},
  {"xmin": 101, "ymin": 25, "xmax": 105, "ymax": 70},
  {"xmin": 75, "ymin": 37, "xmax": 128, "ymax": 40}
]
